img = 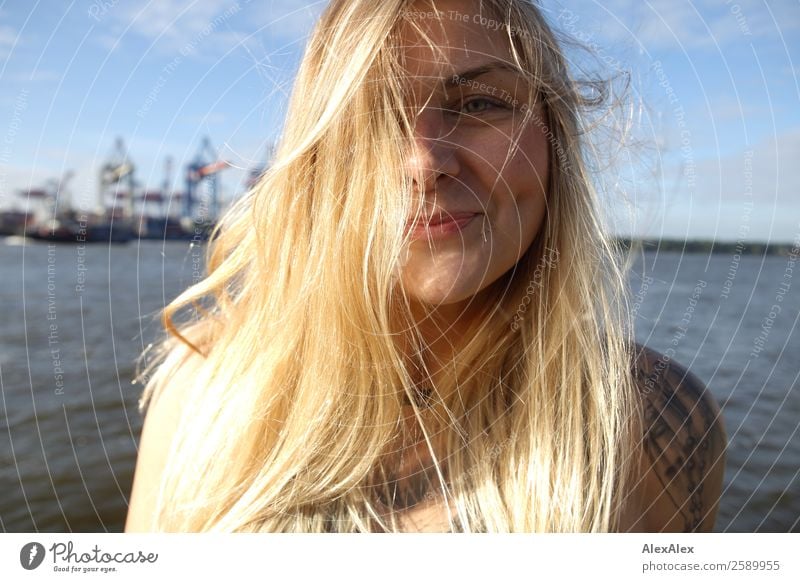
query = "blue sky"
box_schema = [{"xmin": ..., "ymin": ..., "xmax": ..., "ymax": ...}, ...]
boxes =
[{"xmin": 1, "ymin": 0, "xmax": 798, "ymax": 242}]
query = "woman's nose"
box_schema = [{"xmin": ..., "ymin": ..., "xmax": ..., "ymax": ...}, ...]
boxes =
[{"xmin": 405, "ymin": 107, "xmax": 460, "ymax": 193}]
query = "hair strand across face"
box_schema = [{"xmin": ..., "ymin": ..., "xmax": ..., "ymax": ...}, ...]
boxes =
[{"xmin": 134, "ymin": 0, "xmax": 642, "ymax": 533}]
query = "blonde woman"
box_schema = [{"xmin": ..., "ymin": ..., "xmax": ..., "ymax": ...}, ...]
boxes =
[{"xmin": 125, "ymin": 0, "xmax": 726, "ymax": 533}]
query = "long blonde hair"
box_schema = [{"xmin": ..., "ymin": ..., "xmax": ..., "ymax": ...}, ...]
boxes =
[{"xmin": 135, "ymin": 0, "xmax": 642, "ymax": 532}]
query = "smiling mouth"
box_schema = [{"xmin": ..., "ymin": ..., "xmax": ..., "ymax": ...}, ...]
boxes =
[{"xmin": 405, "ymin": 212, "xmax": 481, "ymax": 240}]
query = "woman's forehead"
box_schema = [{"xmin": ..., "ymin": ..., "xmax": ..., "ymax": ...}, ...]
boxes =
[{"xmin": 395, "ymin": 7, "xmax": 514, "ymax": 81}]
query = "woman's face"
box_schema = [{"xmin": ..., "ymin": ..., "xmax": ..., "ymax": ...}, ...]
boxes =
[{"xmin": 396, "ymin": 0, "xmax": 549, "ymax": 314}]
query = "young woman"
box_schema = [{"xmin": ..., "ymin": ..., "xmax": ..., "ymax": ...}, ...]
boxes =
[{"xmin": 125, "ymin": 0, "xmax": 727, "ymax": 533}]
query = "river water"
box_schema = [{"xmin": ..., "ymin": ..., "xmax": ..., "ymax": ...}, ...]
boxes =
[{"xmin": 0, "ymin": 238, "xmax": 797, "ymax": 532}]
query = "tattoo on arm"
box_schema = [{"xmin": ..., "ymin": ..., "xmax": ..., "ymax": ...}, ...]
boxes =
[{"xmin": 633, "ymin": 345, "xmax": 726, "ymax": 532}]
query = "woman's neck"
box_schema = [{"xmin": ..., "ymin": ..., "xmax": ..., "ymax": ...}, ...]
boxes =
[{"xmin": 407, "ymin": 295, "xmax": 484, "ymax": 359}]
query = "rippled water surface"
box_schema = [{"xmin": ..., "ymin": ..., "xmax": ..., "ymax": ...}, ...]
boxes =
[{"xmin": 1, "ymin": 240, "xmax": 797, "ymax": 532}]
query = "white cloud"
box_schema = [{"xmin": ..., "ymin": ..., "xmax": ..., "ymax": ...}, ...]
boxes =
[
  {"xmin": 622, "ymin": 127, "xmax": 800, "ymax": 242},
  {"xmin": 546, "ymin": 0, "xmax": 800, "ymax": 53},
  {"xmin": 0, "ymin": 24, "xmax": 19, "ymax": 58},
  {"xmin": 125, "ymin": 0, "xmax": 236, "ymax": 42},
  {"xmin": 0, "ymin": 24, "xmax": 17, "ymax": 44},
  {"xmin": 252, "ymin": 0, "xmax": 328, "ymax": 42},
  {"xmin": 94, "ymin": 0, "xmax": 328, "ymax": 60}
]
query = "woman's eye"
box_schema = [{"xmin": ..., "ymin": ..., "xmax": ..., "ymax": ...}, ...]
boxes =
[{"xmin": 449, "ymin": 97, "xmax": 504, "ymax": 116}]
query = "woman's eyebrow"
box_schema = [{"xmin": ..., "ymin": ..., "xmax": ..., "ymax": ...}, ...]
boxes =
[{"xmin": 445, "ymin": 60, "xmax": 523, "ymax": 88}]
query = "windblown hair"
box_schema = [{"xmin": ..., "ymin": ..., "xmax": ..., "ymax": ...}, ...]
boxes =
[{"xmin": 135, "ymin": 0, "xmax": 643, "ymax": 532}]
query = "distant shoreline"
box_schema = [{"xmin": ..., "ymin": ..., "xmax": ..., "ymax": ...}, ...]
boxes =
[
  {"xmin": 616, "ymin": 238, "xmax": 798, "ymax": 257},
  {"xmin": 1, "ymin": 232, "xmax": 797, "ymax": 256}
]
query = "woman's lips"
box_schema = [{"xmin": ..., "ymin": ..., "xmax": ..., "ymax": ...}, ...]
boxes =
[{"xmin": 405, "ymin": 212, "xmax": 481, "ymax": 240}]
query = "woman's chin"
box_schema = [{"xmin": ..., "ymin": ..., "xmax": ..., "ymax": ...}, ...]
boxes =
[{"xmin": 402, "ymin": 275, "xmax": 485, "ymax": 310}]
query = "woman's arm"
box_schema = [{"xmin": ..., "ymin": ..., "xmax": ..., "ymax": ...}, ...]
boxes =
[{"xmin": 631, "ymin": 345, "xmax": 728, "ymax": 533}]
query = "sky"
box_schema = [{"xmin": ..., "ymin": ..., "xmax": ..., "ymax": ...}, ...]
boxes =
[{"xmin": 0, "ymin": 0, "xmax": 798, "ymax": 242}]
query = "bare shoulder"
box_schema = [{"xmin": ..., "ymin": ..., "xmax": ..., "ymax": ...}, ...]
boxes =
[
  {"xmin": 125, "ymin": 341, "xmax": 207, "ymax": 532},
  {"xmin": 628, "ymin": 344, "xmax": 728, "ymax": 532}
]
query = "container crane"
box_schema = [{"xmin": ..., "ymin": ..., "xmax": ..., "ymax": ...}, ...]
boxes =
[
  {"xmin": 98, "ymin": 137, "xmax": 135, "ymax": 220},
  {"xmin": 184, "ymin": 137, "xmax": 230, "ymax": 222}
]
